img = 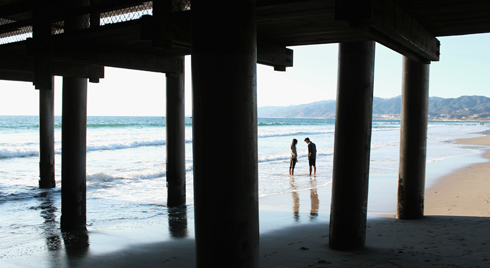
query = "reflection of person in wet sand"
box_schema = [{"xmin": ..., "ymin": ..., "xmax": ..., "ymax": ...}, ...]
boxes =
[
  {"xmin": 309, "ymin": 177, "xmax": 319, "ymax": 217},
  {"xmin": 289, "ymin": 177, "xmax": 319, "ymax": 220},
  {"xmin": 290, "ymin": 177, "xmax": 300, "ymax": 220},
  {"xmin": 289, "ymin": 139, "xmax": 298, "ymax": 175}
]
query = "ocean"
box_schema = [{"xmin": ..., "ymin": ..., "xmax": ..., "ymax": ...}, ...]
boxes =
[{"xmin": 0, "ymin": 116, "xmax": 488, "ymax": 252}]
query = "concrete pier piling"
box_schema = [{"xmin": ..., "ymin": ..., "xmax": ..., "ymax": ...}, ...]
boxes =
[
  {"xmin": 61, "ymin": 77, "xmax": 88, "ymax": 231},
  {"xmin": 39, "ymin": 77, "xmax": 56, "ymax": 188},
  {"xmin": 35, "ymin": 1, "xmax": 55, "ymax": 188},
  {"xmin": 60, "ymin": 0, "xmax": 90, "ymax": 231},
  {"xmin": 329, "ymin": 41, "xmax": 376, "ymax": 250},
  {"xmin": 397, "ymin": 57, "xmax": 430, "ymax": 219},
  {"xmin": 166, "ymin": 60, "xmax": 186, "ymax": 207},
  {"xmin": 192, "ymin": 1, "xmax": 260, "ymax": 267}
]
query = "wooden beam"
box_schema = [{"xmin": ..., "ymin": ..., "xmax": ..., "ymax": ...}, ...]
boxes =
[
  {"xmin": 0, "ymin": 55, "xmax": 104, "ymax": 82},
  {"xmin": 51, "ymin": 61, "xmax": 104, "ymax": 80},
  {"xmin": 45, "ymin": 45, "xmax": 184, "ymax": 73},
  {"xmin": 335, "ymin": 0, "xmax": 440, "ymax": 62},
  {"xmin": 369, "ymin": 0, "xmax": 440, "ymax": 61},
  {"xmin": 0, "ymin": 70, "xmax": 34, "ymax": 82},
  {"xmin": 257, "ymin": 41, "xmax": 293, "ymax": 71}
]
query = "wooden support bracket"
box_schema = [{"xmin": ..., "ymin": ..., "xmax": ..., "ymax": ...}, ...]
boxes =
[
  {"xmin": 335, "ymin": 0, "xmax": 440, "ymax": 63},
  {"xmin": 257, "ymin": 41, "xmax": 294, "ymax": 71}
]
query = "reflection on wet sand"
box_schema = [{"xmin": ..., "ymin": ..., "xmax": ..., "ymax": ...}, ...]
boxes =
[
  {"xmin": 290, "ymin": 178, "xmax": 300, "ymax": 220},
  {"xmin": 168, "ymin": 205, "xmax": 188, "ymax": 238},
  {"xmin": 62, "ymin": 230, "xmax": 89, "ymax": 256},
  {"xmin": 289, "ymin": 177, "xmax": 319, "ymax": 221},
  {"xmin": 310, "ymin": 177, "xmax": 319, "ymax": 218},
  {"xmin": 37, "ymin": 191, "xmax": 62, "ymax": 251},
  {"xmin": 36, "ymin": 190, "xmax": 89, "ymax": 266}
]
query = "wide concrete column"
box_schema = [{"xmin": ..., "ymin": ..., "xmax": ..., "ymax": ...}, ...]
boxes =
[
  {"xmin": 192, "ymin": 1, "xmax": 259, "ymax": 267},
  {"xmin": 397, "ymin": 57, "xmax": 430, "ymax": 219},
  {"xmin": 39, "ymin": 77, "xmax": 56, "ymax": 188},
  {"xmin": 61, "ymin": 77, "xmax": 88, "ymax": 231},
  {"xmin": 329, "ymin": 41, "xmax": 375, "ymax": 250},
  {"xmin": 60, "ymin": 0, "xmax": 89, "ymax": 231},
  {"xmin": 166, "ymin": 60, "xmax": 186, "ymax": 207}
]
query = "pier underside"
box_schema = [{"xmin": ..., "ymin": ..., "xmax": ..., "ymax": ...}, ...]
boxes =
[
  {"xmin": 1, "ymin": 0, "xmax": 490, "ymax": 267},
  {"xmin": 0, "ymin": 0, "xmax": 489, "ymax": 83}
]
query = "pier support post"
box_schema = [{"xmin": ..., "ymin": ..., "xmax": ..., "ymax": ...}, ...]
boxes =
[
  {"xmin": 61, "ymin": 77, "xmax": 88, "ymax": 231},
  {"xmin": 166, "ymin": 58, "xmax": 186, "ymax": 207},
  {"xmin": 192, "ymin": 1, "xmax": 259, "ymax": 267},
  {"xmin": 397, "ymin": 57, "xmax": 430, "ymax": 219},
  {"xmin": 35, "ymin": 1, "xmax": 55, "ymax": 188},
  {"xmin": 60, "ymin": 0, "xmax": 89, "ymax": 231},
  {"xmin": 329, "ymin": 41, "xmax": 375, "ymax": 250},
  {"xmin": 39, "ymin": 78, "xmax": 56, "ymax": 188}
]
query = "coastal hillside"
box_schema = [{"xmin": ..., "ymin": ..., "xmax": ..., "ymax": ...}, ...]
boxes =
[{"xmin": 258, "ymin": 95, "xmax": 490, "ymax": 120}]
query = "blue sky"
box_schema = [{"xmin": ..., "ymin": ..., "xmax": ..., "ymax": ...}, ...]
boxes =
[{"xmin": 1, "ymin": 33, "xmax": 489, "ymax": 116}]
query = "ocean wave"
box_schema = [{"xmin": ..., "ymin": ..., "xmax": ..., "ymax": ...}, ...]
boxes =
[
  {"xmin": 0, "ymin": 187, "xmax": 60, "ymax": 204},
  {"xmin": 258, "ymin": 130, "xmax": 333, "ymax": 139},
  {"xmin": 426, "ymin": 149, "xmax": 481, "ymax": 164},
  {"xmin": 258, "ymin": 118, "xmax": 334, "ymax": 126},
  {"xmin": 87, "ymin": 122, "xmax": 160, "ymax": 128},
  {"xmin": 86, "ymin": 138, "xmax": 192, "ymax": 152},
  {"xmin": 87, "ymin": 140, "xmax": 166, "ymax": 152},
  {"xmin": 86, "ymin": 165, "xmax": 194, "ymax": 187},
  {"xmin": 0, "ymin": 138, "xmax": 195, "ymax": 159},
  {"xmin": 0, "ymin": 148, "xmax": 39, "ymax": 158},
  {"xmin": 371, "ymin": 141, "xmax": 399, "ymax": 150},
  {"xmin": 86, "ymin": 172, "xmax": 127, "ymax": 188}
]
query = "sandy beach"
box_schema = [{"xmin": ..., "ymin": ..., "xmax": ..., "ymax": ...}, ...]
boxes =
[{"xmin": 2, "ymin": 135, "xmax": 490, "ymax": 268}]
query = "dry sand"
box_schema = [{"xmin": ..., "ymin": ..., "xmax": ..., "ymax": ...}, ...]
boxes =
[
  {"xmin": 260, "ymin": 134, "xmax": 490, "ymax": 267},
  {"xmin": 2, "ymin": 135, "xmax": 490, "ymax": 267},
  {"xmin": 425, "ymin": 135, "xmax": 490, "ymax": 217}
]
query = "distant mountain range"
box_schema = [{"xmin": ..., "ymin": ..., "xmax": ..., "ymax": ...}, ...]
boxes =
[{"xmin": 258, "ymin": 96, "xmax": 490, "ymax": 121}]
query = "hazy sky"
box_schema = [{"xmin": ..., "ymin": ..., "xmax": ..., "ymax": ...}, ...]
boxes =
[{"xmin": 1, "ymin": 33, "xmax": 489, "ymax": 116}]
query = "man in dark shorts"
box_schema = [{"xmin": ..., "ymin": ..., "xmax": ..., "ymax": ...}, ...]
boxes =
[{"xmin": 304, "ymin": 137, "xmax": 316, "ymax": 176}]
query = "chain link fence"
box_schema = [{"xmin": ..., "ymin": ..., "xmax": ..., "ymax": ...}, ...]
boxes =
[
  {"xmin": 100, "ymin": 1, "xmax": 153, "ymax": 26},
  {"xmin": 0, "ymin": 0, "xmax": 191, "ymax": 45},
  {"xmin": 0, "ymin": 0, "xmax": 33, "ymax": 45},
  {"xmin": 173, "ymin": 0, "xmax": 190, "ymax": 12}
]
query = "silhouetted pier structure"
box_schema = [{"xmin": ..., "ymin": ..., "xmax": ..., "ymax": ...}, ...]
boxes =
[{"xmin": 1, "ymin": 0, "xmax": 490, "ymax": 266}]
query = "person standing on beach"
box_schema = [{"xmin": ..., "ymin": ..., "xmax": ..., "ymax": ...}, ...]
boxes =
[
  {"xmin": 304, "ymin": 137, "xmax": 316, "ymax": 176},
  {"xmin": 289, "ymin": 139, "xmax": 299, "ymax": 175}
]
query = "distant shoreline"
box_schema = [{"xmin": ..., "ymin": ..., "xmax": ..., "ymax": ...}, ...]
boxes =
[
  {"xmin": 2, "ymin": 114, "xmax": 489, "ymax": 122},
  {"xmin": 258, "ymin": 115, "xmax": 490, "ymax": 122}
]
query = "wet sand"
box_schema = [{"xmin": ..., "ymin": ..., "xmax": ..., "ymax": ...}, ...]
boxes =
[{"xmin": 3, "ymin": 136, "xmax": 490, "ymax": 267}]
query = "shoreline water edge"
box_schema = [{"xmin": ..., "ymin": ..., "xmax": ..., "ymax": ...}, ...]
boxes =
[{"xmin": 1, "ymin": 116, "xmax": 490, "ymax": 267}]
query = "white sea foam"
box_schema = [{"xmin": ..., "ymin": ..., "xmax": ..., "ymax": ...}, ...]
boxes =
[
  {"xmin": 426, "ymin": 149, "xmax": 481, "ymax": 164},
  {"xmin": 86, "ymin": 164, "xmax": 194, "ymax": 190},
  {"xmin": 371, "ymin": 141, "xmax": 399, "ymax": 150},
  {"xmin": 0, "ymin": 148, "xmax": 39, "ymax": 158},
  {"xmin": 0, "ymin": 138, "xmax": 196, "ymax": 158},
  {"xmin": 258, "ymin": 130, "xmax": 333, "ymax": 139},
  {"xmin": 87, "ymin": 139, "xmax": 167, "ymax": 151}
]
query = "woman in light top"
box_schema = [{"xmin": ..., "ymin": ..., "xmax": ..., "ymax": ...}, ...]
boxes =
[{"xmin": 289, "ymin": 139, "xmax": 298, "ymax": 175}]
